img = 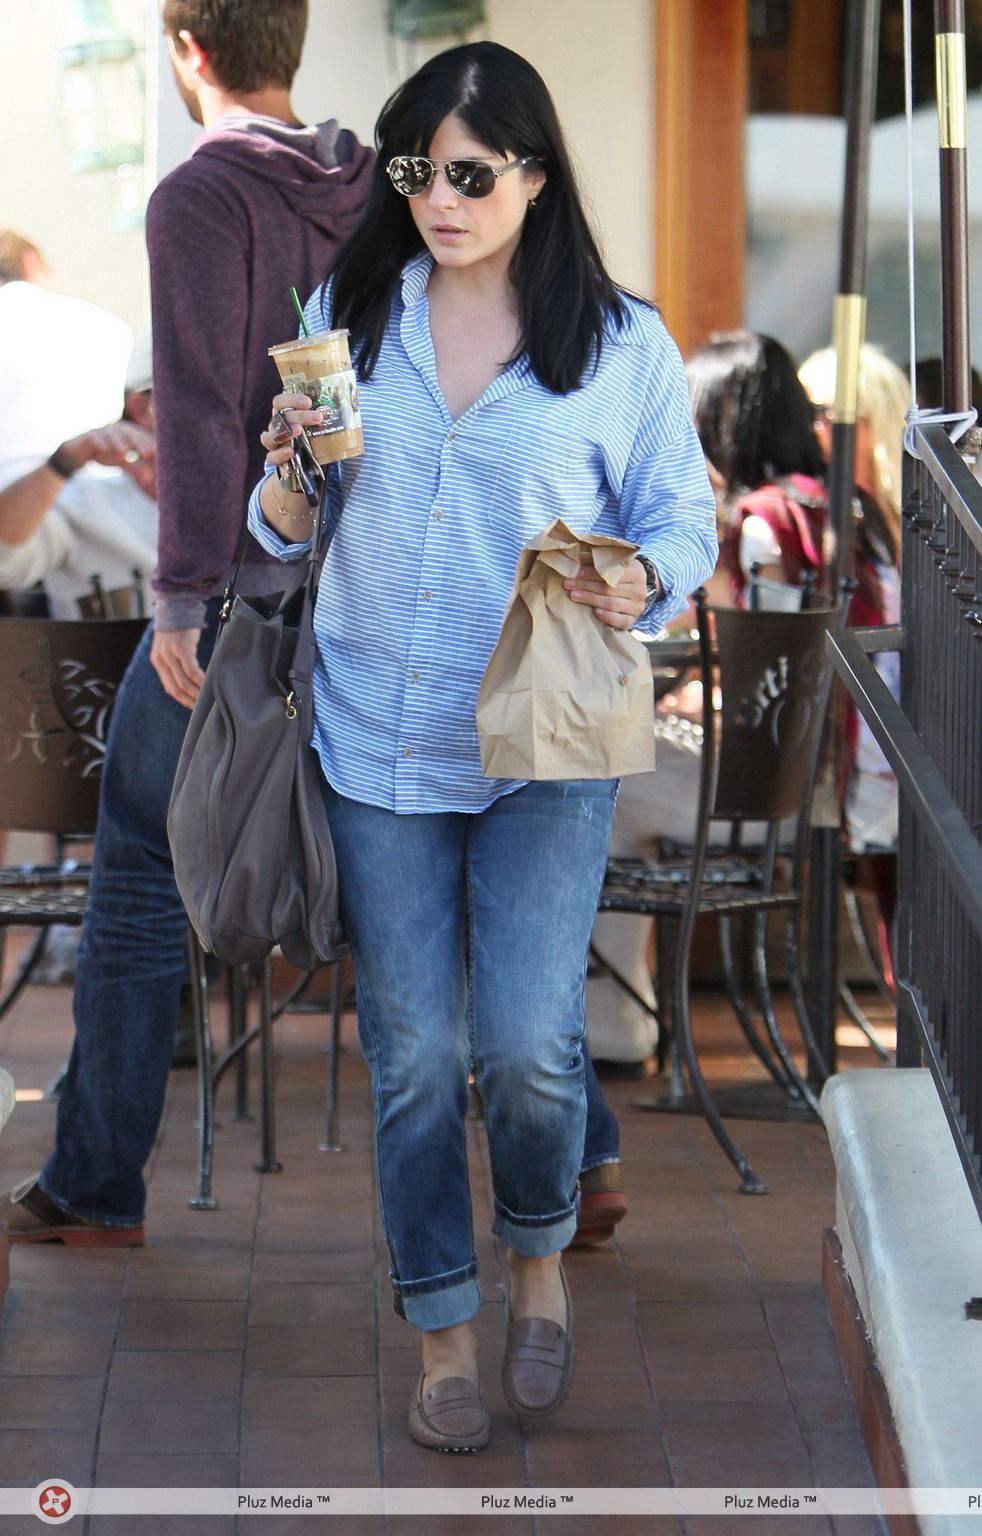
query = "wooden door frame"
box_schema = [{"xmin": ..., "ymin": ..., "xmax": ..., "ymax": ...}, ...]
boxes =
[{"xmin": 653, "ymin": 0, "xmax": 747, "ymax": 356}]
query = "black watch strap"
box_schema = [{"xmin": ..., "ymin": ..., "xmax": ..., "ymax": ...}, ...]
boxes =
[
  {"xmin": 46, "ymin": 445, "xmax": 79, "ymax": 480},
  {"xmin": 636, "ymin": 554, "xmax": 662, "ymax": 608}
]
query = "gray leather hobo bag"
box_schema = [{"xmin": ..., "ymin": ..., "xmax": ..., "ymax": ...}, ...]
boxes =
[{"xmin": 167, "ymin": 488, "xmax": 343, "ymax": 969}]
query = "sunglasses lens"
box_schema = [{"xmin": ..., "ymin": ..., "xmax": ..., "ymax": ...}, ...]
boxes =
[
  {"xmin": 388, "ymin": 157, "xmax": 433, "ymax": 196},
  {"xmin": 445, "ymin": 161, "xmax": 496, "ymax": 198}
]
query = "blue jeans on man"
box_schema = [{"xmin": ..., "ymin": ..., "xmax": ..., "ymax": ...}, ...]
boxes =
[{"xmin": 38, "ymin": 603, "xmax": 221, "ymax": 1225}]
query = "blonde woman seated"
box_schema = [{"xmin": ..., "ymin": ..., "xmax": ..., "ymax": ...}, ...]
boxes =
[{"xmin": 798, "ymin": 342, "xmax": 910, "ymax": 855}]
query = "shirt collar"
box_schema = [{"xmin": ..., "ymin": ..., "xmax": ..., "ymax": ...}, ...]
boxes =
[{"xmin": 400, "ymin": 251, "xmax": 434, "ymax": 308}]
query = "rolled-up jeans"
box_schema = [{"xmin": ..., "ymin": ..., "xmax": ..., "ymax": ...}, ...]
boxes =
[
  {"xmin": 321, "ymin": 776, "xmax": 616, "ymax": 1331},
  {"xmin": 39, "ymin": 603, "xmax": 222, "ymax": 1226}
]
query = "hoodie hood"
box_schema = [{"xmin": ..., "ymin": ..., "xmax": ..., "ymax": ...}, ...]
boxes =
[{"xmin": 192, "ymin": 114, "xmax": 374, "ymax": 242}]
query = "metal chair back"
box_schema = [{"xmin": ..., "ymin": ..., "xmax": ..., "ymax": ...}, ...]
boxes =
[
  {"xmin": 711, "ymin": 604, "xmax": 844, "ymax": 824},
  {"xmin": 0, "ymin": 616, "xmax": 147, "ymax": 835}
]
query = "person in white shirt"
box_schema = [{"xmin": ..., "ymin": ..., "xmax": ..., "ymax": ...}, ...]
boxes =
[
  {"xmin": 0, "ymin": 230, "xmax": 133, "ymax": 494},
  {"xmin": 0, "ymin": 333, "xmax": 156, "ymax": 617}
]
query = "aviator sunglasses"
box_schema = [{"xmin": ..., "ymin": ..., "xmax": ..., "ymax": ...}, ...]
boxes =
[{"xmin": 386, "ymin": 154, "xmax": 536, "ymax": 200}]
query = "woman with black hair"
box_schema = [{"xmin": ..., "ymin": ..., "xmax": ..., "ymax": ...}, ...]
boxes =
[
  {"xmin": 250, "ymin": 41, "xmax": 716, "ymax": 1453},
  {"xmin": 687, "ymin": 329, "xmax": 832, "ymax": 609}
]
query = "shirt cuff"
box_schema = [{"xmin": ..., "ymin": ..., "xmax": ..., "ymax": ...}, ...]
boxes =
[{"xmin": 630, "ymin": 549, "xmax": 686, "ymax": 635}]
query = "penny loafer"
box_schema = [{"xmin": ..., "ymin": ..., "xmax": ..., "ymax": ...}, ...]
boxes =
[
  {"xmin": 408, "ymin": 1374, "xmax": 490, "ymax": 1453},
  {"xmin": 502, "ymin": 1261, "xmax": 575, "ymax": 1419},
  {"xmin": 3, "ymin": 1177, "xmax": 145, "ymax": 1247}
]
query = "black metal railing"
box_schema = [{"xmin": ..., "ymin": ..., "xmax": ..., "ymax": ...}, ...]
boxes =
[{"xmin": 827, "ymin": 422, "xmax": 982, "ymax": 1222}]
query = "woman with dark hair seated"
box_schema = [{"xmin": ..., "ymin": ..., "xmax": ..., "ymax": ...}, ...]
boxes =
[{"xmin": 688, "ymin": 329, "xmax": 832, "ymax": 610}]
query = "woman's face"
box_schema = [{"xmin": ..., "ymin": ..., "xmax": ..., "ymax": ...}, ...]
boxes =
[{"xmin": 405, "ymin": 112, "xmax": 545, "ymax": 278}]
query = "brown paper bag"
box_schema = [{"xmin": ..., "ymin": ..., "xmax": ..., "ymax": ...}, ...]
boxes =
[{"xmin": 476, "ymin": 518, "xmax": 656, "ymax": 779}]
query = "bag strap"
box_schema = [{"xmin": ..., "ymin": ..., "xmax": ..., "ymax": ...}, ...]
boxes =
[
  {"xmin": 220, "ymin": 469, "xmax": 332, "ymax": 627},
  {"xmin": 289, "ymin": 479, "xmax": 329, "ymax": 696}
]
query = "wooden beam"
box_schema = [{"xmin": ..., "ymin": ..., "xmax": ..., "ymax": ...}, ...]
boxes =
[
  {"xmin": 788, "ymin": 0, "xmax": 845, "ymax": 114},
  {"xmin": 654, "ymin": 0, "xmax": 747, "ymax": 355}
]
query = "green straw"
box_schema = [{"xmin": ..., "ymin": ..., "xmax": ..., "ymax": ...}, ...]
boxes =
[{"xmin": 290, "ymin": 286, "xmax": 309, "ymax": 336}]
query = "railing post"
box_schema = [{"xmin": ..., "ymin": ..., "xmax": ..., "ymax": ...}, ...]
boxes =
[
  {"xmin": 896, "ymin": 452, "xmax": 922, "ymax": 1068},
  {"xmin": 807, "ymin": 0, "xmax": 880, "ymax": 1078}
]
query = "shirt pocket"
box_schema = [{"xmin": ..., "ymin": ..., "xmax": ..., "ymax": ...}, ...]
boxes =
[
  {"xmin": 452, "ymin": 432, "xmax": 510, "ymax": 525},
  {"xmin": 487, "ymin": 445, "xmax": 605, "ymax": 541}
]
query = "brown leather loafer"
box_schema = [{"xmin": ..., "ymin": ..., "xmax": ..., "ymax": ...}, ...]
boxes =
[
  {"xmin": 568, "ymin": 1162, "xmax": 628, "ymax": 1248},
  {"xmin": 502, "ymin": 1262, "xmax": 575, "ymax": 1419},
  {"xmin": 408, "ymin": 1374, "xmax": 490, "ymax": 1453},
  {"xmin": 3, "ymin": 1178, "xmax": 145, "ymax": 1247}
]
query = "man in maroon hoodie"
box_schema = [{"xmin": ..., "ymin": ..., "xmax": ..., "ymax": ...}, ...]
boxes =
[{"xmin": 3, "ymin": 0, "xmax": 373, "ymax": 1243}]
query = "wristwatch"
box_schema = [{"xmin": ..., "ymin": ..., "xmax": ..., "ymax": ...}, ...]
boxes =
[
  {"xmin": 46, "ymin": 445, "xmax": 79, "ymax": 480},
  {"xmin": 635, "ymin": 554, "xmax": 663, "ymax": 610}
]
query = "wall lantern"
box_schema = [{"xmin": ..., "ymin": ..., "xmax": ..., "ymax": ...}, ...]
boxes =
[
  {"xmin": 57, "ymin": 0, "xmax": 145, "ymax": 230},
  {"xmin": 386, "ymin": 0, "xmax": 486, "ymax": 39},
  {"xmin": 385, "ymin": 0, "xmax": 486, "ymax": 81}
]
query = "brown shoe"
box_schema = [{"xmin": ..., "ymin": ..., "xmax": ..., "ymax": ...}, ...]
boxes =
[
  {"xmin": 3, "ymin": 1178, "xmax": 145, "ymax": 1247},
  {"xmin": 408, "ymin": 1373, "xmax": 490, "ymax": 1453},
  {"xmin": 567, "ymin": 1162, "xmax": 628, "ymax": 1248},
  {"xmin": 502, "ymin": 1261, "xmax": 575, "ymax": 1419}
]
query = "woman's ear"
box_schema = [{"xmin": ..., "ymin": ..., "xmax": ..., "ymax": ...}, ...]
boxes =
[{"xmin": 526, "ymin": 166, "xmax": 547, "ymax": 207}]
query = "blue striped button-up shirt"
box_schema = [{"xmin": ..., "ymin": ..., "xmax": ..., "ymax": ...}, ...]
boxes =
[{"xmin": 248, "ymin": 253, "xmax": 718, "ymax": 814}]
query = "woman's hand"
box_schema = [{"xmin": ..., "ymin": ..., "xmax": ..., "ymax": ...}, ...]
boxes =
[
  {"xmin": 258, "ymin": 392, "xmax": 323, "ymax": 466},
  {"xmin": 562, "ymin": 557, "xmax": 650, "ymax": 630},
  {"xmin": 257, "ymin": 392, "xmax": 325, "ymax": 534}
]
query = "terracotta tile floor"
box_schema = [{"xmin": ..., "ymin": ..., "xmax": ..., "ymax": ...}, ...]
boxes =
[{"xmin": 0, "ymin": 955, "xmax": 893, "ymax": 1536}]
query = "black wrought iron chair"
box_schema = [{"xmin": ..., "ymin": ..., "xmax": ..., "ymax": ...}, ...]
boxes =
[
  {"xmin": 0, "ymin": 615, "xmax": 346, "ymax": 1209},
  {"xmin": 0, "ymin": 615, "xmax": 149, "ymax": 1018},
  {"xmin": 599, "ymin": 591, "xmax": 846, "ymax": 1193}
]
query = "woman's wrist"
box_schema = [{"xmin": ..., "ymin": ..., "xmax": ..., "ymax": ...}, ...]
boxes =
[{"xmin": 259, "ymin": 465, "xmax": 313, "ymax": 532}]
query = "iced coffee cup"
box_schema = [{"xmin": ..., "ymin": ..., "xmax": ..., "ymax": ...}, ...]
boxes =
[{"xmin": 268, "ymin": 328, "xmax": 363, "ymax": 465}]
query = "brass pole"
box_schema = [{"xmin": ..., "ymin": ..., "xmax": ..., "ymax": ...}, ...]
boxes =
[{"xmin": 935, "ymin": 0, "xmax": 972, "ymax": 414}]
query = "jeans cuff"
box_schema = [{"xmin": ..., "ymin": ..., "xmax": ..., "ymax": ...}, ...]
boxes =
[
  {"xmin": 37, "ymin": 1174, "xmax": 144, "ymax": 1230},
  {"xmin": 493, "ymin": 1209, "xmax": 577, "ymax": 1257},
  {"xmin": 398, "ymin": 1277, "xmax": 482, "ymax": 1331},
  {"xmin": 579, "ymin": 1154, "xmax": 622, "ymax": 1175}
]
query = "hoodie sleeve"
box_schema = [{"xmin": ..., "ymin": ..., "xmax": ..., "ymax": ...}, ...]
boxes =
[{"xmin": 147, "ymin": 165, "xmax": 250, "ymax": 631}]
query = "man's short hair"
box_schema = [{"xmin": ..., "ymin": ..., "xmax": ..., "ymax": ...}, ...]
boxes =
[
  {"xmin": 162, "ymin": 0, "xmax": 308, "ymax": 93},
  {"xmin": 0, "ymin": 230, "xmax": 43, "ymax": 284}
]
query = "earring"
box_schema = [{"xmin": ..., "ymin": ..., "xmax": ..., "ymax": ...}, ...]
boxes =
[{"xmin": 528, "ymin": 197, "xmax": 537, "ymax": 209}]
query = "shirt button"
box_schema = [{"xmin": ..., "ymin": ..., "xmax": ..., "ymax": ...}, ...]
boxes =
[
  {"xmin": 422, "ymin": 590, "xmax": 432, "ymax": 601},
  {"xmin": 447, "ymin": 429, "xmax": 457, "ymax": 441},
  {"xmin": 411, "ymin": 671, "xmax": 421, "ymax": 683},
  {"xmin": 403, "ymin": 748, "xmax": 413, "ymax": 759},
  {"xmin": 433, "ymin": 508, "xmax": 444, "ymax": 521}
]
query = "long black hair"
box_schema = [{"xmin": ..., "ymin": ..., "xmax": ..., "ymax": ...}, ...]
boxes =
[
  {"xmin": 326, "ymin": 41, "xmax": 626, "ymax": 396},
  {"xmin": 686, "ymin": 330, "xmax": 825, "ymax": 492}
]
